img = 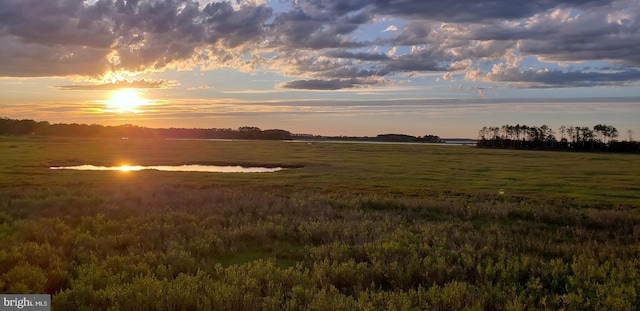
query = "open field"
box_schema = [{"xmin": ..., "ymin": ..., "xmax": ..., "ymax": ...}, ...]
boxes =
[
  {"xmin": 1, "ymin": 137, "xmax": 640, "ymax": 310},
  {"xmin": 2, "ymin": 137, "xmax": 639, "ymax": 205}
]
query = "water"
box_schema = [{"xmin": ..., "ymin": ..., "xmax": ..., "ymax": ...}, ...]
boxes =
[
  {"xmin": 50, "ymin": 164, "xmax": 284, "ymax": 173},
  {"xmin": 287, "ymin": 140, "xmax": 476, "ymax": 146}
]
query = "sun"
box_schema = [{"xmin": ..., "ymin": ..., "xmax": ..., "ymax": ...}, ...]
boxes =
[
  {"xmin": 107, "ymin": 89, "xmax": 148, "ymax": 113},
  {"xmin": 116, "ymin": 164, "xmax": 143, "ymax": 172}
]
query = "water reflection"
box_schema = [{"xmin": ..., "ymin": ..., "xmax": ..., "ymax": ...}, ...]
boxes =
[{"xmin": 50, "ymin": 164, "xmax": 284, "ymax": 173}]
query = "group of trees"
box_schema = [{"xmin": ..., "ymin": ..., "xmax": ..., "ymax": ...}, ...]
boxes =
[
  {"xmin": 478, "ymin": 123, "xmax": 638, "ymax": 152},
  {"xmin": 292, "ymin": 133, "xmax": 443, "ymax": 143},
  {"xmin": 374, "ymin": 134, "xmax": 443, "ymax": 143}
]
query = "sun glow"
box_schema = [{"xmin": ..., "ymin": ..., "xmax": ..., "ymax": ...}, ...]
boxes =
[
  {"xmin": 116, "ymin": 165, "xmax": 143, "ymax": 172},
  {"xmin": 107, "ymin": 89, "xmax": 148, "ymax": 113}
]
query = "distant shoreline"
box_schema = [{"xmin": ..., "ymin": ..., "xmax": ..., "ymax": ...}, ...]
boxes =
[{"xmin": 167, "ymin": 138, "xmax": 478, "ymax": 146}]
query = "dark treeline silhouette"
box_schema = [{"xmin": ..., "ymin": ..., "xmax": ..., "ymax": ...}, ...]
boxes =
[
  {"xmin": 477, "ymin": 124, "xmax": 639, "ymax": 153},
  {"xmin": 0, "ymin": 117, "xmax": 444, "ymax": 143},
  {"xmin": 375, "ymin": 134, "xmax": 443, "ymax": 143},
  {"xmin": 291, "ymin": 133, "xmax": 443, "ymax": 143},
  {"xmin": 0, "ymin": 118, "xmax": 293, "ymax": 140}
]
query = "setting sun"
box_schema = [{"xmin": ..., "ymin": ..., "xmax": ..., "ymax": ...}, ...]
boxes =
[
  {"xmin": 107, "ymin": 89, "xmax": 148, "ymax": 113},
  {"xmin": 116, "ymin": 164, "xmax": 143, "ymax": 172}
]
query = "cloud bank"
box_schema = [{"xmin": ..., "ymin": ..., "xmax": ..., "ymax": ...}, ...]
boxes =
[
  {"xmin": 1, "ymin": 0, "xmax": 638, "ymax": 89},
  {"xmin": 56, "ymin": 79, "xmax": 170, "ymax": 90}
]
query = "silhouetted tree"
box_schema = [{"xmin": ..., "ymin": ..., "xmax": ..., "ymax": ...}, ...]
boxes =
[{"xmin": 558, "ymin": 126, "xmax": 566, "ymax": 141}]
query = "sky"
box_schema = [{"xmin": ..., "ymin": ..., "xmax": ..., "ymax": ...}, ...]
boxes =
[{"xmin": 1, "ymin": 0, "xmax": 639, "ymax": 138}]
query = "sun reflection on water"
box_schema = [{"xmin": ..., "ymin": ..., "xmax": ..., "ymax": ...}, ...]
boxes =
[
  {"xmin": 116, "ymin": 165, "xmax": 143, "ymax": 172},
  {"xmin": 50, "ymin": 164, "xmax": 284, "ymax": 173}
]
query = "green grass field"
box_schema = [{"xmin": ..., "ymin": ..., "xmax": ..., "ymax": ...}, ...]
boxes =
[
  {"xmin": 1, "ymin": 137, "xmax": 639, "ymax": 310},
  {"xmin": 2, "ymin": 136, "xmax": 639, "ymax": 204}
]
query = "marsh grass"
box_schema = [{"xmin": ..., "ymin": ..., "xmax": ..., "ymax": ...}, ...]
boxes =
[{"xmin": 1, "ymin": 137, "xmax": 639, "ymax": 310}]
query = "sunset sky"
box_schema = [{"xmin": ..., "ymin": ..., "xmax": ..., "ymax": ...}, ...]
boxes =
[{"xmin": 1, "ymin": 0, "xmax": 638, "ymax": 138}]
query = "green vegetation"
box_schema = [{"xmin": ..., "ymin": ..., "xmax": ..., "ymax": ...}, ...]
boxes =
[{"xmin": 1, "ymin": 137, "xmax": 639, "ymax": 310}]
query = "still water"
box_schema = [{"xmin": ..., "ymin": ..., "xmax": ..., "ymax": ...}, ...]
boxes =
[{"xmin": 50, "ymin": 165, "xmax": 284, "ymax": 173}]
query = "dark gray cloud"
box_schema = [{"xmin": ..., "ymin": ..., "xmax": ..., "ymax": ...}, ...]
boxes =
[
  {"xmin": 0, "ymin": 0, "xmax": 638, "ymax": 91},
  {"xmin": 291, "ymin": 0, "xmax": 371, "ymax": 18},
  {"xmin": 0, "ymin": 0, "xmax": 272, "ymax": 76},
  {"xmin": 369, "ymin": 0, "xmax": 615, "ymax": 22},
  {"xmin": 0, "ymin": 0, "xmax": 115, "ymax": 48},
  {"xmin": 279, "ymin": 77, "xmax": 388, "ymax": 90},
  {"xmin": 265, "ymin": 9, "xmax": 369, "ymax": 50},
  {"xmin": 279, "ymin": 79, "xmax": 359, "ymax": 90},
  {"xmin": 450, "ymin": 1, "xmax": 640, "ymax": 65},
  {"xmin": 56, "ymin": 79, "xmax": 170, "ymax": 90},
  {"xmin": 484, "ymin": 67, "xmax": 640, "ymax": 88},
  {"xmin": 279, "ymin": 0, "xmax": 638, "ymax": 89},
  {"xmin": 0, "ymin": 36, "xmax": 110, "ymax": 77},
  {"xmin": 324, "ymin": 50, "xmax": 390, "ymax": 61},
  {"xmin": 294, "ymin": 0, "xmax": 615, "ymax": 22}
]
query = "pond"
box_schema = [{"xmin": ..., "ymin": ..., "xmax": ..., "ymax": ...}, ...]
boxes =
[{"xmin": 50, "ymin": 164, "xmax": 284, "ymax": 173}]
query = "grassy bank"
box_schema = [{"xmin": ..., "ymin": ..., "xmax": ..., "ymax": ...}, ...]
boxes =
[{"xmin": 1, "ymin": 137, "xmax": 639, "ymax": 310}]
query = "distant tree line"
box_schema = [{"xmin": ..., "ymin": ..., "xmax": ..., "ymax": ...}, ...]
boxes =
[
  {"xmin": 477, "ymin": 123, "xmax": 638, "ymax": 153},
  {"xmin": 0, "ymin": 118, "xmax": 293, "ymax": 140},
  {"xmin": 307, "ymin": 133, "xmax": 443, "ymax": 143},
  {"xmin": 375, "ymin": 134, "xmax": 443, "ymax": 143},
  {"xmin": 0, "ymin": 117, "xmax": 444, "ymax": 143}
]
